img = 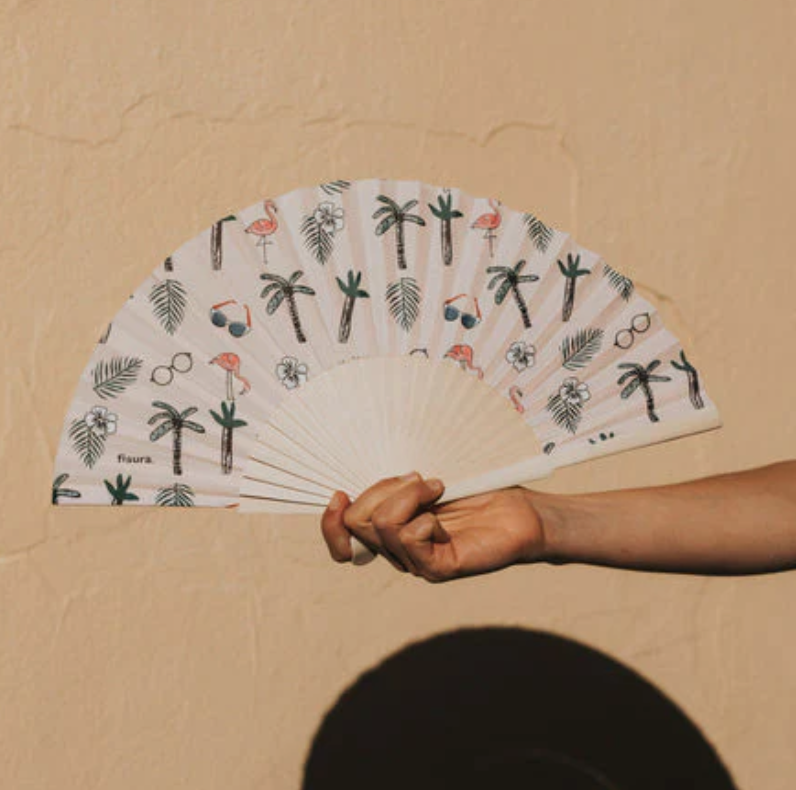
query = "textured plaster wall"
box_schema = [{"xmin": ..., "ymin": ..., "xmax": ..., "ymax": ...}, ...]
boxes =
[{"xmin": 1, "ymin": 1, "xmax": 795, "ymax": 787}]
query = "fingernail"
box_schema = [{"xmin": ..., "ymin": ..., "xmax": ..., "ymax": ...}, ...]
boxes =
[
  {"xmin": 426, "ymin": 478, "xmax": 444, "ymax": 494},
  {"xmin": 399, "ymin": 471, "xmax": 421, "ymax": 482},
  {"xmin": 328, "ymin": 491, "xmax": 346, "ymax": 511}
]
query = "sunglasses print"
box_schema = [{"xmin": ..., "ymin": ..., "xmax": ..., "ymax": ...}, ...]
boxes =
[
  {"xmin": 210, "ymin": 300, "xmax": 252, "ymax": 338},
  {"xmin": 151, "ymin": 352, "xmax": 193, "ymax": 386},
  {"xmin": 614, "ymin": 312, "xmax": 652, "ymax": 349},
  {"xmin": 443, "ymin": 294, "xmax": 482, "ymax": 330}
]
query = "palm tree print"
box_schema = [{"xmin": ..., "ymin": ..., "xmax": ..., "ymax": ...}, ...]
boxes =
[
  {"xmin": 428, "ymin": 192, "xmax": 464, "ymax": 266},
  {"xmin": 373, "ymin": 195, "xmax": 426, "ymax": 270},
  {"xmin": 148, "ymin": 401, "xmax": 206, "ymax": 476},
  {"xmin": 336, "ymin": 270, "xmax": 370, "ymax": 343},
  {"xmin": 617, "ymin": 360, "xmax": 672, "ymax": 423},
  {"xmin": 558, "ymin": 253, "xmax": 591, "ymax": 322},
  {"xmin": 486, "ymin": 260, "xmax": 539, "ymax": 329},
  {"xmin": 671, "ymin": 350, "xmax": 704, "ymax": 409},
  {"xmin": 259, "ymin": 270, "xmax": 316, "ymax": 344},
  {"xmin": 211, "ymin": 215, "xmax": 237, "ymax": 271},
  {"xmin": 104, "ymin": 474, "xmax": 139, "ymax": 505},
  {"xmin": 209, "ymin": 401, "xmax": 248, "ymax": 474},
  {"xmin": 52, "ymin": 473, "xmax": 81, "ymax": 505}
]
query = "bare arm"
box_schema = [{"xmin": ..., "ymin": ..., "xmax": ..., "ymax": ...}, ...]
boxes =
[
  {"xmin": 320, "ymin": 461, "xmax": 796, "ymax": 581},
  {"xmin": 534, "ymin": 460, "xmax": 796, "ymax": 575}
]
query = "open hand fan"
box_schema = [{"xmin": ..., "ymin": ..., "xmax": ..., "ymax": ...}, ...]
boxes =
[{"xmin": 53, "ymin": 178, "xmax": 721, "ymax": 553}]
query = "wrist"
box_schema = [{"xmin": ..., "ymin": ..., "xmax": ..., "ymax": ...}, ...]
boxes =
[{"xmin": 521, "ymin": 488, "xmax": 571, "ymax": 565}]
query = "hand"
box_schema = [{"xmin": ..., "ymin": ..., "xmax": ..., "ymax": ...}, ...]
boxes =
[{"xmin": 320, "ymin": 472, "xmax": 548, "ymax": 582}]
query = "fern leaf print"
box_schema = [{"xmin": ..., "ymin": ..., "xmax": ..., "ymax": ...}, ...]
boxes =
[
  {"xmin": 68, "ymin": 406, "xmax": 117, "ymax": 468},
  {"xmin": 92, "ymin": 356, "xmax": 143, "ymax": 400},
  {"xmin": 319, "ymin": 180, "xmax": 351, "ymax": 196},
  {"xmin": 149, "ymin": 279, "xmax": 187, "ymax": 336},
  {"xmin": 561, "ymin": 328, "xmax": 604, "ymax": 371},
  {"xmin": 155, "ymin": 483, "xmax": 196, "ymax": 507},
  {"xmin": 603, "ymin": 263, "xmax": 635, "ymax": 301},
  {"xmin": 523, "ymin": 212, "xmax": 553, "ymax": 253},
  {"xmin": 386, "ymin": 277, "xmax": 421, "ymax": 332},
  {"xmin": 301, "ymin": 202, "xmax": 344, "ymax": 265},
  {"xmin": 546, "ymin": 377, "xmax": 591, "ymax": 434}
]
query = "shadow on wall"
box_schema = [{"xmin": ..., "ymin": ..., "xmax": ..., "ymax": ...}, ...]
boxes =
[{"xmin": 302, "ymin": 627, "xmax": 736, "ymax": 790}]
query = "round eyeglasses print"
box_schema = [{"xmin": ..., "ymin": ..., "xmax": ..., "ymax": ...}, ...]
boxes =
[
  {"xmin": 613, "ymin": 312, "xmax": 652, "ymax": 350},
  {"xmin": 151, "ymin": 352, "xmax": 194, "ymax": 386}
]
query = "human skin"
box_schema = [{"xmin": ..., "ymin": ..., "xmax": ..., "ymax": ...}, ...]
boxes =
[{"xmin": 319, "ymin": 460, "xmax": 796, "ymax": 582}]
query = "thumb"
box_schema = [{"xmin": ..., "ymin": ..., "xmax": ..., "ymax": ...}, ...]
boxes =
[{"xmin": 402, "ymin": 511, "xmax": 454, "ymax": 582}]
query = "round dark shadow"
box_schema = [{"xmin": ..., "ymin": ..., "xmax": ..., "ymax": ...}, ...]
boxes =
[{"xmin": 302, "ymin": 627, "xmax": 735, "ymax": 790}]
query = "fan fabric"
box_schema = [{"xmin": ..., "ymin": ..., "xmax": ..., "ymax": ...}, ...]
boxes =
[{"xmin": 52, "ymin": 178, "xmax": 720, "ymax": 512}]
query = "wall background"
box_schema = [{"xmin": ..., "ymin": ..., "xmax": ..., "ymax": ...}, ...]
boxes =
[{"xmin": 2, "ymin": 1, "xmax": 795, "ymax": 787}]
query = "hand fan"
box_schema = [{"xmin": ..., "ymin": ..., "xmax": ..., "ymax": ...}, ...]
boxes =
[{"xmin": 52, "ymin": 178, "xmax": 721, "ymax": 561}]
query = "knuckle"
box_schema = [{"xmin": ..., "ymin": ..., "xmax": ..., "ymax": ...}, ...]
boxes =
[
  {"xmin": 371, "ymin": 507, "xmax": 398, "ymax": 532},
  {"xmin": 398, "ymin": 527, "xmax": 420, "ymax": 546},
  {"xmin": 342, "ymin": 508, "xmax": 364, "ymax": 531}
]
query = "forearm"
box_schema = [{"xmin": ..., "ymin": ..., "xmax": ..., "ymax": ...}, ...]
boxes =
[{"xmin": 530, "ymin": 460, "xmax": 796, "ymax": 575}]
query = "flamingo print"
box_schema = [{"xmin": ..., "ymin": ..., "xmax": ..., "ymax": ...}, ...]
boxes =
[
  {"xmin": 245, "ymin": 199, "xmax": 279, "ymax": 265},
  {"xmin": 209, "ymin": 353, "xmax": 251, "ymax": 402},
  {"xmin": 508, "ymin": 385, "xmax": 526, "ymax": 414},
  {"xmin": 471, "ymin": 198, "xmax": 501, "ymax": 257},
  {"xmin": 444, "ymin": 344, "xmax": 484, "ymax": 379}
]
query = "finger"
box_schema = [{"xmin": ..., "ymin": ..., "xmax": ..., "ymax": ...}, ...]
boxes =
[
  {"xmin": 342, "ymin": 471, "xmax": 424, "ymax": 553},
  {"xmin": 343, "ymin": 472, "xmax": 422, "ymax": 532},
  {"xmin": 372, "ymin": 477, "xmax": 445, "ymax": 530},
  {"xmin": 320, "ymin": 490, "xmax": 353, "ymax": 562},
  {"xmin": 371, "ymin": 477, "xmax": 445, "ymax": 573},
  {"xmin": 321, "ymin": 493, "xmax": 404, "ymax": 571},
  {"xmin": 400, "ymin": 511, "xmax": 455, "ymax": 582}
]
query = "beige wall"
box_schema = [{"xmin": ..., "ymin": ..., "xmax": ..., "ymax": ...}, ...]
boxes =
[{"xmin": 2, "ymin": 0, "xmax": 795, "ymax": 787}]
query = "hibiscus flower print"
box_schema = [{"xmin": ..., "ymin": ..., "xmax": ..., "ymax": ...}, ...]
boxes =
[
  {"xmin": 85, "ymin": 405, "xmax": 118, "ymax": 436},
  {"xmin": 506, "ymin": 340, "xmax": 536, "ymax": 373},
  {"xmin": 559, "ymin": 377, "xmax": 591, "ymax": 406},
  {"xmin": 546, "ymin": 376, "xmax": 591, "ymax": 435},
  {"xmin": 68, "ymin": 406, "xmax": 118, "ymax": 469},
  {"xmin": 301, "ymin": 201, "xmax": 345, "ymax": 265},
  {"xmin": 276, "ymin": 356, "xmax": 309, "ymax": 390},
  {"xmin": 314, "ymin": 202, "xmax": 345, "ymax": 235}
]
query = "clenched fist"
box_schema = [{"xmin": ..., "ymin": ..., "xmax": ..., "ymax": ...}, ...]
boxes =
[{"xmin": 320, "ymin": 472, "xmax": 548, "ymax": 582}]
